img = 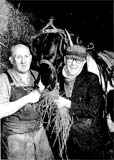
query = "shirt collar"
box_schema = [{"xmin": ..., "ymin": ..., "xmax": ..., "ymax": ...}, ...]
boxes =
[
  {"xmin": 62, "ymin": 66, "xmax": 77, "ymax": 81},
  {"xmin": 8, "ymin": 69, "xmax": 34, "ymax": 86}
]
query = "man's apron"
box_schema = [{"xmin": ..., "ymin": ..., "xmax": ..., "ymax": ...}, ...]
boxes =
[{"xmin": 1, "ymin": 71, "xmax": 53, "ymax": 160}]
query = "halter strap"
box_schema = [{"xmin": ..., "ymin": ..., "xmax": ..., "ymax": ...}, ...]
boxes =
[
  {"xmin": 40, "ymin": 59, "xmax": 58, "ymax": 82},
  {"xmin": 4, "ymin": 70, "xmax": 36, "ymax": 84}
]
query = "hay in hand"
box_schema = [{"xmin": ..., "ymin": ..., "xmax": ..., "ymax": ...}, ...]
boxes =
[
  {"xmin": 53, "ymin": 107, "xmax": 73, "ymax": 158},
  {"xmin": 37, "ymin": 87, "xmax": 73, "ymax": 159}
]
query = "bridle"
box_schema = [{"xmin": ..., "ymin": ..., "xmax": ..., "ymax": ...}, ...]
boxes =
[{"xmin": 35, "ymin": 58, "xmax": 58, "ymax": 91}]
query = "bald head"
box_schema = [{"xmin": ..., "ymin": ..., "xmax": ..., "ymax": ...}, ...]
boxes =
[
  {"xmin": 11, "ymin": 44, "xmax": 31, "ymax": 57},
  {"xmin": 9, "ymin": 43, "xmax": 32, "ymax": 73}
]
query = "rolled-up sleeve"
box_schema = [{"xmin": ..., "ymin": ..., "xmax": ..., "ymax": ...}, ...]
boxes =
[{"xmin": 0, "ymin": 73, "xmax": 11, "ymax": 104}]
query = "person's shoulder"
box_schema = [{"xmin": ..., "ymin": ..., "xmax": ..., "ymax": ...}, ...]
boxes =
[
  {"xmin": 87, "ymin": 71, "xmax": 98, "ymax": 77},
  {"xmin": 86, "ymin": 71, "xmax": 99, "ymax": 82},
  {"xmin": 0, "ymin": 71, "xmax": 8, "ymax": 79},
  {"xmin": 0, "ymin": 69, "xmax": 11, "ymax": 84},
  {"xmin": 83, "ymin": 63, "xmax": 99, "ymax": 81}
]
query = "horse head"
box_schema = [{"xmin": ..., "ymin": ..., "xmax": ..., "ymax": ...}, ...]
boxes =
[{"xmin": 31, "ymin": 18, "xmax": 72, "ymax": 91}]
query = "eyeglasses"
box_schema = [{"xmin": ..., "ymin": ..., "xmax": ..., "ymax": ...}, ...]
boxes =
[{"xmin": 67, "ymin": 58, "xmax": 82, "ymax": 64}]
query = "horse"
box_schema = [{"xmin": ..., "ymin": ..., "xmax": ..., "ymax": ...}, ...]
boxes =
[
  {"xmin": 31, "ymin": 18, "xmax": 73, "ymax": 159},
  {"xmin": 31, "ymin": 18, "xmax": 73, "ymax": 91}
]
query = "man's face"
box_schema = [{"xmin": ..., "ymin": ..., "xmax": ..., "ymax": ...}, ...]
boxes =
[
  {"xmin": 65, "ymin": 57, "xmax": 85, "ymax": 76},
  {"xmin": 9, "ymin": 44, "xmax": 32, "ymax": 74}
]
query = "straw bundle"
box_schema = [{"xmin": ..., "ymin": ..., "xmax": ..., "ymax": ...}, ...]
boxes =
[{"xmin": 37, "ymin": 87, "xmax": 73, "ymax": 158}]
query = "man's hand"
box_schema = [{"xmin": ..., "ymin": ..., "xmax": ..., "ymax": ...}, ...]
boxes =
[
  {"xmin": 54, "ymin": 96, "xmax": 71, "ymax": 109},
  {"xmin": 26, "ymin": 89, "xmax": 41, "ymax": 104}
]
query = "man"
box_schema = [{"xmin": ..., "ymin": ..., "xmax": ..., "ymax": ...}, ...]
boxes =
[
  {"xmin": 54, "ymin": 45, "xmax": 111, "ymax": 159},
  {"xmin": 0, "ymin": 42, "xmax": 53, "ymax": 159}
]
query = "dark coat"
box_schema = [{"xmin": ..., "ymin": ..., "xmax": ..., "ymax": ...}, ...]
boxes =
[
  {"xmin": 58, "ymin": 64, "xmax": 111, "ymax": 159},
  {"xmin": 107, "ymin": 89, "xmax": 114, "ymax": 122},
  {"xmin": 43, "ymin": 64, "xmax": 111, "ymax": 159}
]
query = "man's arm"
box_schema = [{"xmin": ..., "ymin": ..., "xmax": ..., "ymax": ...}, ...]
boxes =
[
  {"xmin": 55, "ymin": 74, "xmax": 104, "ymax": 118},
  {"xmin": 0, "ymin": 89, "xmax": 40, "ymax": 119},
  {"xmin": 0, "ymin": 72, "xmax": 40, "ymax": 119}
]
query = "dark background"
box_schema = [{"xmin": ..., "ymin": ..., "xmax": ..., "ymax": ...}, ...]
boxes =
[{"xmin": 8, "ymin": 0, "xmax": 113, "ymax": 52}]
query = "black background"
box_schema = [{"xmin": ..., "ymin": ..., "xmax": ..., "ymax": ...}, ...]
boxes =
[{"xmin": 8, "ymin": 0, "xmax": 113, "ymax": 51}]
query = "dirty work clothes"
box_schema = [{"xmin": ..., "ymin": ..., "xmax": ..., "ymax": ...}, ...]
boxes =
[
  {"xmin": 1, "ymin": 70, "xmax": 54, "ymax": 160},
  {"xmin": 107, "ymin": 90, "xmax": 114, "ymax": 122},
  {"xmin": 2, "ymin": 127, "xmax": 53, "ymax": 160}
]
